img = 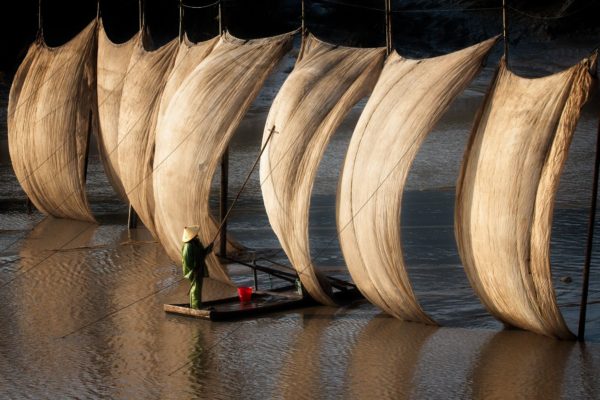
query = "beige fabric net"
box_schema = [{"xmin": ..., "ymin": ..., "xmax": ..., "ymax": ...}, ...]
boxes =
[
  {"xmin": 96, "ymin": 22, "xmax": 137, "ymax": 201},
  {"xmin": 153, "ymin": 32, "xmax": 293, "ymax": 282},
  {"xmin": 117, "ymin": 35, "xmax": 179, "ymax": 237},
  {"xmin": 260, "ymin": 35, "xmax": 385, "ymax": 305},
  {"xmin": 8, "ymin": 21, "xmax": 98, "ymax": 222},
  {"xmin": 455, "ymin": 55, "xmax": 597, "ymax": 339},
  {"xmin": 337, "ymin": 38, "xmax": 498, "ymax": 324}
]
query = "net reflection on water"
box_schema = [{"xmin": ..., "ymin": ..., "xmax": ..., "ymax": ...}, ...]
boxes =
[{"xmin": 0, "ymin": 217, "xmax": 599, "ymax": 398}]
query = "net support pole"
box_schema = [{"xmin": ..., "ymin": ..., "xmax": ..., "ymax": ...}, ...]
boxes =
[
  {"xmin": 128, "ymin": 205, "xmax": 138, "ymax": 229},
  {"xmin": 385, "ymin": 0, "xmax": 392, "ymax": 56},
  {"xmin": 502, "ymin": 0, "xmax": 509, "ymax": 64},
  {"xmin": 83, "ymin": 111, "xmax": 92, "ymax": 183},
  {"xmin": 578, "ymin": 111, "xmax": 600, "ymax": 341},
  {"xmin": 178, "ymin": 0, "xmax": 184, "ymax": 42},
  {"xmin": 37, "ymin": 0, "xmax": 43, "ymax": 38},
  {"xmin": 139, "ymin": 0, "xmax": 144, "ymax": 32},
  {"xmin": 301, "ymin": 0, "xmax": 305, "ymax": 36},
  {"xmin": 218, "ymin": 0, "xmax": 223, "ymax": 35},
  {"xmin": 218, "ymin": 0, "xmax": 228, "ymax": 256},
  {"xmin": 219, "ymin": 150, "xmax": 229, "ymax": 257},
  {"xmin": 298, "ymin": 0, "xmax": 308, "ymax": 60}
]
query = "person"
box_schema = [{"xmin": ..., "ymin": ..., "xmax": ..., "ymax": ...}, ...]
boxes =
[{"xmin": 181, "ymin": 225, "xmax": 214, "ymax": 309}]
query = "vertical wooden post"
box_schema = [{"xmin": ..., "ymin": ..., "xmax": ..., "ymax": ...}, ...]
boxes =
[
  {"xmin": 218, "ymin": 0, "xmax": 228, "ymax": 257},
  {"xmin": 252, "ymin": 255, "xmax": 259, "ymax": 290},
  {"xmin": 139, "ymin": 0, "xmax": 144, "ymax": 31},
  {"xmin": 219, "ymin": 150, "xmax": 229, "ymax": 257},
  {"xmin": 178, "ymin": 0, "xmax": 184, "ymax": 42},
  {"xmin": 298, "ymin": 0, "xmax": 308, "ymax": 60},
  {"xmin": 218, "ymin": 0, "xmax": 223, "ymax": 34},
  {"xmin": 385, "ymin": 0, "xmax": 392, "ymax": 56},
  {"xmin": 37, "ymin": 0, "xmax": 43, "ymax": 38},
  {"xmin": 502, "ymin": 0, "xmax": 509, "ymax": 64},
  {"xmin": 578, "ymin": 112, "xmax": 600, "ymax": 341},
  {"xmin": 301, "ymin": 0, "xmax": 305, "ymax": 36},
  {"xmin": 83, "ymin": 111, "xmax": 92, "ymax": 183},
  {"xmin": 128, "ymin": 205, "xmax": 138, "ymax": 229}
]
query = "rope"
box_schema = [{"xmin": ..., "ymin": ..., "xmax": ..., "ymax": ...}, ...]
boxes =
[
  {"xmin": 61, "ymin": 277, "xmax": 185, "ymax": 338},
  {"xmin": 311, "ymin": 0, "xmax": 501, "ymax": 13},
  {"xmin": 0, "ymin": 224, "xmax": 95, "ymax": 291},
  {"xmin": 181, "ymin": 0, "xmax": 220, "ymax": 9},
  {"xmin": 508, "ymin": 3, "xmax": 596, "ymax": 20}
]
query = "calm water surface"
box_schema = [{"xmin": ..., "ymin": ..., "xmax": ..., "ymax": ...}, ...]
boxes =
[{"xmin": 1, "ymin": 39, "xmax": 600, "ymax": 398}]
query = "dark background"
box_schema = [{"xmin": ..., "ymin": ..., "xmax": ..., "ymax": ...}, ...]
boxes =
[{"xmin": 0, "ymin": 0, "xmax": 599, "ymax": 79}]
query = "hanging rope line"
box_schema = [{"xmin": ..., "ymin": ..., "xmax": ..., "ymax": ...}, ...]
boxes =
[
  {"xmin": 0, "ymin": 224, "xmax": 95, "ymax": 291},
  {"xmin": 61, "ymin": 276, "xmax": 185, "ymax": 338},
  {"xmin": 508, "ymin": 3, "xmax": 597, "ymax": 20},
  {"xmin": 311, "ymin": 0, "xmax": 594, "ymax": 18},
  {"xmin": 311, "ymin": 0, "xmax": 501, "ymax": 13},
  {"xmin": 181, "ymin": 0, "xmax": 220, "ymax": 9}
]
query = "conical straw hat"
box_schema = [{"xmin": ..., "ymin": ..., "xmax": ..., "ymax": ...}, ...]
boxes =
[{"xmin": 182, "ymin": 225, "xmax": 200, "ymax": 242}]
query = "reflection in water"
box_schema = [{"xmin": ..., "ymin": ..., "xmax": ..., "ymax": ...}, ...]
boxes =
[
  {"xmin": 0, "ymin": 217, "xmax": 599, "ymax": 398},
  {"xmin": 348, "ymin": 316, "xmax": 438, "ymax": 399},
  {"xmin": 471, "ymin": 331, "xmax": 573, "ymax": 400},
  {"xmin": 277, "ymin": 308, "xmax": 335, "ymax": 400}
]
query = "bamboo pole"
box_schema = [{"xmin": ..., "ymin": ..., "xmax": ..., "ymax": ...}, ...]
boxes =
[
  {"xmin": 219, "ymin": 150, "xmax": 229, "ymax": 256},
  {"xmin": 502, "ymin": 0, "xmax": 509, "ymax": 64},
  {"xmin": 213, "ymin": 126, "xmax": 278, "ymax": 246},
  {"xmin": 178, "ymin": 0, "xmax": 184, "ymax": 42},
  {"xmin": 298, "ymin": 0, "xmax": 307, "ymax": 60},
  {"xmin": 128, "ymin": 205, "xmax": 138, "ymax": 229},
  {"xmin": 301, "ymin": 0, "xmax": 305, "ymax": 36},
  {"xmin": 83, "ymin": 111, "xmax": 92, "ymax": 183},
  {"xmin": 218, "ymin": 0, "xmax": 228, "ymax": 255},
  {"xmin": 139, "ymin": 0, "xmax": 144, "ymax": 31},
  {"xmin": 578, "ymin": 112, "xmax": 600, "ymax": 341},
  {"xmin": 218, "ymin": 0, "xmax": 223, "ymax": 34},
  {"xmin": 37, "ymin": 0, "xmax": 43, "ymax": 38},
  {"xmin": 385, "ymin": 0, "xmax": 392, "ymax": 56}
]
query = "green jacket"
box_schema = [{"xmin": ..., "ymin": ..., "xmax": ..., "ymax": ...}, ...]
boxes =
[{"xmin": 182, "ymin": 239, "xmax": 212, "ymax": 280}]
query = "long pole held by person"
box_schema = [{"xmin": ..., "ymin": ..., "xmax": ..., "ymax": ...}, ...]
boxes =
[{"xmin": 212, "ymin": 126, "xmax": 278, "ymax": 247}]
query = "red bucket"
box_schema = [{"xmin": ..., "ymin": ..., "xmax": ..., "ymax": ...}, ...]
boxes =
[{"xmin": 237, "ymin": 286, "xmax": 253, "ymax": 302}]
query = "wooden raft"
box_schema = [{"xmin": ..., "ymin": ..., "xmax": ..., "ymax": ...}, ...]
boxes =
[{"xmin": 164, "ymin": 291, "xmax": 312, "ymax": 321}]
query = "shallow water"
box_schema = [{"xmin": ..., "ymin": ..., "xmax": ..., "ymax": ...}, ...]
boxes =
[
  {"xmin": 2, "ymin": 37, "xmax": 600, "ymax": 398},
  {"xmin": 1, "ymin": 216, "xmax": 600, "ymax": 399}
]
